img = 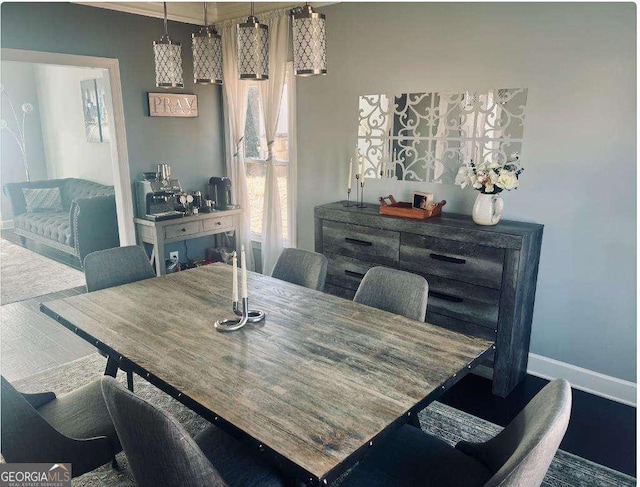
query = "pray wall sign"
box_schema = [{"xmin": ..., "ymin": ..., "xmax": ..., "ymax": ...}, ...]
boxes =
[{"xmin": 148, "ymin": 93, "xmax": 198, "ymax": 118}]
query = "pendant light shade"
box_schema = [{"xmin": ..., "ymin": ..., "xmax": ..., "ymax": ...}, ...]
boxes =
[
  {"xmin": 192, "ymin": 3, "xmax": 223, "ymax": 85},
  {"xmin": 237, "ymin": 3, "xmax": 269, "ymax": 80},
  {"xmin": 291, "ymin": 4, "xmax": 326, "ymax": 77},
  {"xmin": 153, "ymin": 2, "xmax": 184, "ymax": 88}
]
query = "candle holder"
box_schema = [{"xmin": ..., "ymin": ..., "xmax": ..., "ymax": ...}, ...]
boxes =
[
  {"xmin": 344, "ymin": 188, "xmax": 352, "ymax": 207},
  {"xmin": 357, "ymin": 179, "xmax": 366, "ymax": 208},
  {"xmin": 214, "ymin": 297, "xmax": 249, "ymax": 332},
  {"xmin": 233, "ymin": 299, "xmax": 266, "ymax": 323}
]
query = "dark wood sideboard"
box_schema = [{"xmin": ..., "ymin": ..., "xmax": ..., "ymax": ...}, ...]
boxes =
[{"xmin": 314, "ymin": 201, "xmax": 544, "ymax": 397}]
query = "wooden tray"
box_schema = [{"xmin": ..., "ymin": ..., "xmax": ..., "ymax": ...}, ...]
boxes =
[{"xmin": 379, "ymin": 195, "xmax": 446, "ymax": 220}]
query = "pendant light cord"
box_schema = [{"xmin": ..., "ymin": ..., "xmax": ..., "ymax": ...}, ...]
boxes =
[
  {"xmin": 163, "ymin": 2, "xmax": 168, "ymax": 35},
  {"xmin": 203, "ymin": 2, "xmax": 208, "ymax": 26}
]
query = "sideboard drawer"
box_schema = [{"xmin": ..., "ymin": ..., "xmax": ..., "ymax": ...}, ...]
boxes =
[
  {"xmin": 323, "ymin": 220, "xmax": 399, "ymax": 266},
  {"xmin": 202, "ymin": 215, "xmax": 234, "ymax": 232},
  {"xmin": 326, "ymin": 253, "xmax": 378, "ymax": 291},
  {"xmin": 164, "ymin": 221, "xmax": 202, "ymax": 239},
  {"xmin": 400, "ymin": 233, "xmax": 504, "ymax": 289},
  {"xmin": 424, "ymin": 274, "xmax": 500, "ymax": 329}
]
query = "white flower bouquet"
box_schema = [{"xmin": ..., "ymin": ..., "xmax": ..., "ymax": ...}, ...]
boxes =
[{"xmin": 455, "ymin": 153, "xmax": 523, "ymax": 194}]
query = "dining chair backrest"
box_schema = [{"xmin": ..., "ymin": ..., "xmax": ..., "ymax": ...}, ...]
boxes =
[
  {"xmin": 457, "ymin": 378, "xmax": 572, "ymax": 487},
  {"xmin": 1, "ymin": 375, "xmax": 118, "ymax": 477},
  {"xmin": 1, "ymin": 375, "xmax": 61, "ymax": 463},
  {"xmin": 353, "ymin": 267, "xmax": 429, "ymax": 321},
  {"xmin": 100, "ymin": 377, "xmax": 225, "ymax": 487},
  {"xmin": 271, "ymin": 248, "xmax": 328, "ymax": 291},
  {"xmin": 84, "ymin": 245, "xmax": 156, "ymax": 292}
]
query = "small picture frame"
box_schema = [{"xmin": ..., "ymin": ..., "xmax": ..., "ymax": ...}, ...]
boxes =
[{"xmin": 412, "ymin": 192, "xmax": 434, "ymax": 210}]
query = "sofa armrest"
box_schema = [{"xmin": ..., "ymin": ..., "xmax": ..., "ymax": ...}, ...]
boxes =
[
  {"xmin": 71, "ymin": 195, "xmax": 120, "ymax": 262},
  {"xmin": 3, "ymin": 180, "xmax": 64, "ymax": 217}
]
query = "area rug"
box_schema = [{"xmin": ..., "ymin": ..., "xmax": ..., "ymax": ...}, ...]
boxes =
[
  {"xmin": 14, "ymin": 354, "xmax": 636, "ymax": 487},
  {"xmin": 0, "ymin": 237, "xmax": 86, "ymax": 305}
]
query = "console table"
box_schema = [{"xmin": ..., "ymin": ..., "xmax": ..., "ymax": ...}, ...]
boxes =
[
  {"xmin": 134, "ymin": 209, "xmax": 241, "ymax": 275},
  {"xmin": 314, "ymin": 201, "xmax": 543, "ymax": 397}
]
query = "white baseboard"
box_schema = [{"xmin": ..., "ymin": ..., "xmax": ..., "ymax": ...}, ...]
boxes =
[
  {"xmin": 1, "ymin": 220, "xmax": 14, "ymax": 230},
  {"xmin": 527, "ymin": 353, "xmax": 636, "ymax": 407}
]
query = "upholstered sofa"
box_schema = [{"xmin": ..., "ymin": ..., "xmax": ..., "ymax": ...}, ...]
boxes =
[{"xmin": 3, "ymin": 178, "xmax": 120, "ymax": 264}]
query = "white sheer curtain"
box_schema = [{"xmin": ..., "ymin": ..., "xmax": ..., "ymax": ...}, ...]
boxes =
[
  {"xmin": 220, "ymin": 22, "xmax": 255, "ymax": 271},
  {"xmin": 258, "ymin": 13, "xmax": 289, "ymax": 276}
]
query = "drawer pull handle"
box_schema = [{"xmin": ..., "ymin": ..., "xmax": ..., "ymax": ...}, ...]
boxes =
[
  {"xmin": 181, "ymin": 228, "xmax": 187, "ymax": 232},
  {"xmin": 429, "ymin": 291, "xmax": 463, "ymax": 303},
  {"xmin": 345, "ymin": 237, "xmax": 373, "ymax": 247},
  {"xmin": 344, "ymin": 270, "xmax": 366, "ymax": 279},
  {"xmin": 216, "ymin": 221, "xmax": 221, "ymax": 225},
  {"xmin": 430, "ymin": 253, "xmax": 466, "ymax": 264}
]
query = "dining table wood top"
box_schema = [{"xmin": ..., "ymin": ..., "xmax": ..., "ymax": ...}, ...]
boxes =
[{"xmin": 41, "ymin": 263, "xmax": 493, "ymax": 484}]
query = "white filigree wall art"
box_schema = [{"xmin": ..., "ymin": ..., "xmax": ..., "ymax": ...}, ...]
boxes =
[{"xmin": 356, "ymin": 88, "xmax": 528, "ymax": 184}]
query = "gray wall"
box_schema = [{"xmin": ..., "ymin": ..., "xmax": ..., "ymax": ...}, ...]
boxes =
[
  {"xmin": 1, "ymin": 2, "xmax": 227, "ymax": 259},
  {"xmin": 297, "ymin": 3, "xmax": 636, "ymax": 381},
  {"xmin": 0, "ymin": 61, "xmax": 48, "ymax": 220}
]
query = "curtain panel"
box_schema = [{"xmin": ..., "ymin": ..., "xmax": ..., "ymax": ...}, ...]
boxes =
[
  {"xmin": 259, "ymin": 13, "xmax": 290, "ymax": 276},
  {"xmin": 220, "ymin": 22, "xmax": 255, "ymax": 271}
]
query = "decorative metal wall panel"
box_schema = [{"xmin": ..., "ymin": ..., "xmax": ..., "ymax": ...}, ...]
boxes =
[{"xmin": 357, "ymin": 88, "xmax": 528, "ymax": 183}]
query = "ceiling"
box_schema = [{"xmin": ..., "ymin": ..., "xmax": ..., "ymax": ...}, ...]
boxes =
[{"xmin": 76, "ymin": 2, "xmax": 331, "ymax": 25}]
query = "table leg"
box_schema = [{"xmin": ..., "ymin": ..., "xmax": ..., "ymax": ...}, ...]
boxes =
[
  {"xmin": 104, "ymin": 356, "xmax": 119, "ymax": 377},
  {"xmin": 407, "ymin": 413, "xmax": 422, "ymax": 430},
  {"xmin": 153, "ymin": 228, "xmax": 165, "ymax": 276}
]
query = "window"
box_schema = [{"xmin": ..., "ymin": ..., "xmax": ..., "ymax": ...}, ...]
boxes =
[{"xmin": 244, "ymin": 62, "xmax": 295, "ymax": 245}]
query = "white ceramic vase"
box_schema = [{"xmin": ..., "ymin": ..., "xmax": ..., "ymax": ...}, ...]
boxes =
[{"xmin": 472, "ymin": 192, "xmax": 504, "ymax": 226}]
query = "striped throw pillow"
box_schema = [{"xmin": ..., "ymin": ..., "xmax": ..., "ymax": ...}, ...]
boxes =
[{"xmin": 22, "ymin": 187, "xmax": 64, "ymax": 213}]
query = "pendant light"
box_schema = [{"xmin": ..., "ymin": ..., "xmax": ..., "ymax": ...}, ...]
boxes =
[
  {"xmin": 153, "ymin": 2, "xmax": 184, "ymax": 88},
  {"xmin": 291, "ymin": 3, "xmax": 327, "ymax": 77},
  {"xmin": 192, "ymin": 3, "xmax": 223, "ymax": 85},
  {"xmin": 237, "ymin": 2, "xmax": 269, "ymax": 80}
]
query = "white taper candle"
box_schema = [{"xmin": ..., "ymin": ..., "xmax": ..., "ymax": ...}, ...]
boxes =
[
  {"xmin": 232, "ymin": 251, "xmax": 238, "ymax": 302},
  {"xmin": 241, "ymin": 245, "xmax": 248, "ymax": 298},
  {"xmin": 348, "ymin": 157, "xmax": 353, "ymax": 190}
]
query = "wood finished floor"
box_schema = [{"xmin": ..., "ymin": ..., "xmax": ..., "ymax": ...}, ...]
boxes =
[{"xmin": 1, "ymin": 286, "xmax": 94, "ymax": 382}]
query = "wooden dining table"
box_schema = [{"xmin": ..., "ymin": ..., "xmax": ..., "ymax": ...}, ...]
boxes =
[{"xmin": 41, "ymin": 263, "xmax": 494, "ymax": 486}]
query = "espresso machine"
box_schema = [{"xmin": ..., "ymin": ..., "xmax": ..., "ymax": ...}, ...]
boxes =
[
  {"xmin": 208, "ymin": 177, "xmax": 233, "ymax": 210},
  {"xmin": 135, "ymin": 163, "xmax": 183, "ymax": 220}
]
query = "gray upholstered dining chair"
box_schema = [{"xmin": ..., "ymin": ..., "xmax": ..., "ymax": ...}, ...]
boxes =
[
  {"xmin": 84, "ymin": 245, "xmax": 156, "ymax": 391},
  {"xmin": 1, "ymin": 375, "xmax": 122, "ymax": 477},
  {"xmin": 101, "ymin": 377, "xmax": 284, "ymax": 487},
  {"xmin": 84, "ymin": 245, "xmax": 156, "ymax": 292},
  {"xmin": 353, "ymin": 266, "xmax": 429, "ymax": 321},
  {"xmin": 340, "ymin": 378, "xmax": 572, "ymax": 487},
  {"xmin": 271, "ymin": 248, "xmax": 328, "ymax": 291}
]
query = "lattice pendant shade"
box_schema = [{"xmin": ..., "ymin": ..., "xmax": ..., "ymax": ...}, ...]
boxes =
[
  {"xmin": 291, "ymin": 5, "xmax": 327, "ymax": 77},
  {"xmin": 154, "ymin": 38, "xmax": 184, "ymax": 88},
  {"xmin": 237, "ymin": 15, "xmax": 269, "ymax": 80},
  {"xmin": 153, "ymin": 3, "xmax": 183, "ymax": 88},
  {"xmin": 192, "ymin": 28, "xmax": 223, "ymax": 85}
]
